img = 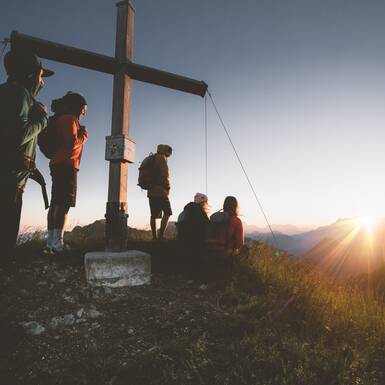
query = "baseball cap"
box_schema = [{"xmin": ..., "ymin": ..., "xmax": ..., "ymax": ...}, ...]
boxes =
[{"xmin": 4, "ymin": 49, "xmax": 54, "ymax": 78}]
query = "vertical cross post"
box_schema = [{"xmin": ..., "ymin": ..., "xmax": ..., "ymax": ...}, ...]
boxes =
[{"xmin": 105, "ymin": 0, "xmax": 135, "ymax": 251}]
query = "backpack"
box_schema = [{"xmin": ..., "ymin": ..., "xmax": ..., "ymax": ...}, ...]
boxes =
[
  {"xmin": 208, "ymin": 211, "xmax": 230, "ymax": 241},
  {"xmin": 138, "ymin": 153, "xmax": 156, "ymax": 190},
  {"xmin": 38, "ymin": 116, "xmax": 60, "ymax": 159}
]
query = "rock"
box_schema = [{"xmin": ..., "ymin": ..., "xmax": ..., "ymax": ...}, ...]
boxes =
[
  {"xmin": 88, "ymin": 308, "xmax": 102, "ymax": 319},
  {"xmin": 20, "ymin": 321, "xmax": 45, "ymax": 335},
  {"xmin": 84, "ymin": 250, "xmax": 151, "ymax": 287},
  {"xmin": 199, "ymin": 284, "xmax": 208, "ymax": 290},
  {"xmin": 103, "ymin": 287, "xmax": 113, "ymax": 295},
  {"xmin": 76, "ymin": 308, "xmax": 85, "ymax": 318},
  {"xmin": 50, "ymin": 314, "xmax": 76, "ymax": 329},
  {"xmin": 63, "ymin": 314, "xmax": 76, "ymax": 325},
  {"xmin": 63, "ymin": 294, "xmax": 75, "ymax": 303}
]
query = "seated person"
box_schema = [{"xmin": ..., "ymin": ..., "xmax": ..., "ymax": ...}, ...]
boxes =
[
  {"xmin": 177, "ymin": 192, "xmax": 210, "ymax": 244},
  {"xmin": 208, "ymin": 196, "xmax": 244, "ymax": 256},
  {"xmin": 177, "ymin": 193, "xmax": 210, "ymax": 279}
]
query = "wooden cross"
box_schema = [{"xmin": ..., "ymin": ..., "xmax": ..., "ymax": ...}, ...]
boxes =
[{"xmin": 10, "ymin": 0, "xmax": 207, "ymax": 251}]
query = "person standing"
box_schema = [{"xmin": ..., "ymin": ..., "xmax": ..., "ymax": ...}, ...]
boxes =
[
  {"xmin": 148, "ymin": 144, "xmax": 173, "ymax": 240},
  {"xmin": 45, "ymin": 92, "xmax": 88, "ymax": 253},
  {"xmin": 0, "ymin": 49, "xmax": 53, "ymax": 268}
]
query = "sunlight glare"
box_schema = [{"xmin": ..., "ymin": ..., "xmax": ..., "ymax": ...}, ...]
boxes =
[{"xmin": 356, "ymin": 216, "xmax": 377, "ymax": 233}]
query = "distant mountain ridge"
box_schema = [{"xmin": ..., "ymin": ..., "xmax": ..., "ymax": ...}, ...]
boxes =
[
  {"xmin": 244, "ymin": 223, "xmax": 312, "ymax": 236},
  {"xmin": 245, "ymin": 218, "xmax": 360, "ymax": 256},
  {"xmin": 246, "ymin": 218, "xmax": 385, "ymax": 278}
]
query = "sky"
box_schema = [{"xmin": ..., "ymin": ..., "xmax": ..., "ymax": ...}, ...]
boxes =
[{"xmin": 2, "ymin": 0, "xmax": 385, "ymax": 231}]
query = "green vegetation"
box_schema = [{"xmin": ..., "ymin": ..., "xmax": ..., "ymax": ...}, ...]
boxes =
[
  {"xmin": 9, "ymin": 226, "xmax": 385, "ymax": 385},
  {"xmin": 114, "ymin": 242, "xmax": 385, "ymax": 385}
]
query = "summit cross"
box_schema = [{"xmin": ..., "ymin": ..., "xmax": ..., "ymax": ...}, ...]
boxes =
[{"xmin": 10, "ymin": 0, "xmax": 207, "ymax": 251}]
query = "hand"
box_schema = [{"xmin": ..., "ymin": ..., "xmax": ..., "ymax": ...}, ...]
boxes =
[
  {"xmin": 36, "ymin": 102, "xmax": 48, "ymax": 114},
  {"xmin": 29, "ymin": 101, "xmax": 47, "ymax": 121},
  {"xmin": 78, "ymin": 125, "xmax": 87, "ymax": 136}
]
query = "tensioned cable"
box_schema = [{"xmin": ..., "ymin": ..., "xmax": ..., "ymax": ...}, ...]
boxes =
[
  {"xmin": 206, "ymin": 89, "xmax": 278, "ymax": 247},
  {"xmin": 204, "ymin": 95, "xmax": 208, "ymax": 196}
]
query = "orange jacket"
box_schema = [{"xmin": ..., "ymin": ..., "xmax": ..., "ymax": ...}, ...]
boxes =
[{"xmin": 50, "ymin": 114, "xmax": 88, "ymax": 170}]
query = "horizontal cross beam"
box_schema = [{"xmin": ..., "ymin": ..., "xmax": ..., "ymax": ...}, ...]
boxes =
[{"xmin": 10, "ymin": 31, "xmax": 207, "ymax": 97}]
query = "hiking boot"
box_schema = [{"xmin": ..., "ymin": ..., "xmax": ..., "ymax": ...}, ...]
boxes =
[
  {"xmin": 42, "ymin": 246, "xmax": 55, "ymax": 256},
  {"xmin": 52, "ymin": 243, "xmax": 71, "ymax": 254}
]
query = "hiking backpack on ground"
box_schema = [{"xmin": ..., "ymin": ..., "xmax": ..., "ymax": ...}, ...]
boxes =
[{"xmin": 138, "ymin": 153, "xmax": 156, "ymax": 190}]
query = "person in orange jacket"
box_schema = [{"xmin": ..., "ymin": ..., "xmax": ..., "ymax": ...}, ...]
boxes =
[{"xmin": 45, "ymin": 92, "xmax": 88, "ymax": 253}]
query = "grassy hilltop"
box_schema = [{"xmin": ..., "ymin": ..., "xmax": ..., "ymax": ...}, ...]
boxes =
[{"xmin": 1, "ymin": 222, "xmax": 385, "ymax": 385}]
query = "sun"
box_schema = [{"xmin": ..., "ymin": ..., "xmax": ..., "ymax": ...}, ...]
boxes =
[{"xmin": 355, "ymin": 216, "xmax": 377, "ymax": 233}]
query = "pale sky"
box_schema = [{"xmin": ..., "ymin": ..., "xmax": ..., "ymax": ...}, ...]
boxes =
[{"xmin": 1, "ymin": 0, "xmax": 385, "ymax": 231}]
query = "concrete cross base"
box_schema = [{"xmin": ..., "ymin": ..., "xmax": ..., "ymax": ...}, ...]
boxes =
[{"xmin": 84, "ymin": 250, "xmax": 151, "ymax": 287}]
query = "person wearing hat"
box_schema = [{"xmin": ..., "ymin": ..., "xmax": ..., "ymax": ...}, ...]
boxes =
[
  {"xmin": 177, "ymin": 193, "xmax": 210, "ymax": 279},
  {"xmin": 44, "ymin": 92, "xmax": 88, "ymax": 253},
  {"xmin": 177, "ymin": 192, "xmax": 210, "ymax": 241},
  {"xmin": 148, "ymin": 144, "xmax": 173, "ymax": 240},
  {"xmin": 0, "ymin": 49, "xmax": 54, "ymax": 269}
]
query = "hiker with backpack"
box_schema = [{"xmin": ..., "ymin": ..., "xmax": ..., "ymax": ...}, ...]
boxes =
[
  {"xmin": 44, "ymin": 92, "xmax": 88, "ymax": 254},
  {"xmin": 0, "ymin": 49, "xmax": 53, "ymax": 269},
  {"xmin": 138, "ymin": 144, "xmax": 173, "ymax": 240},
  {"xmin": 208, "ymin": 196, "xmax": 244, "ymax": 256}
]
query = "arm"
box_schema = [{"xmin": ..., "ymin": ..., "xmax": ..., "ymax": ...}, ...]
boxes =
[
  {"xmin": 78, "ymin": 125, "xmax": 88, "ymax": 144},
  {"xmin": 226, "ymin": 217, "xmax": 244, "ymax": 251},
  {"xmin": 61, "ymin": 116, "xmax": 87, "ymax": 149},
  {"xmin": 234, "ymin": 218, "xmax": 244, "ymax": 249},
  {"xmin": 158, "ymin": 156, "xmax": 170, "ymax": 190},
  {"xmin": 16, "ymin": 90, "xmax": 48, "ymax": 146}
]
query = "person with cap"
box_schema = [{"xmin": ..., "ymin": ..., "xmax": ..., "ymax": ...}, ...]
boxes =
[
  {"xmin": 177, "ymin": 193, "xmax": 210, "ymax": 279},
  {"xmin": 148, "ymin": 144, "xmax": 173, "ymax": 240},
  {"xmin": 0, "ymin": 49, "xmax": 54, "ymax": 269},
  {"xmin": 44, "ymin": 92, "xmax": 88, "ymax": 254},
  {"xmin": 177, "ymin": 192, "xmax": 210, "ymax": 243}
]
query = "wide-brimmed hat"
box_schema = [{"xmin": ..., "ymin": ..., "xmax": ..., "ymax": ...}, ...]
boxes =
[{"xmin": 4, "ymin": 49, "xmax": 54, "ymax": 78}]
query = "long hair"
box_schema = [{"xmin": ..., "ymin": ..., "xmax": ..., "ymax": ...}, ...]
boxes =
[
  {"xmin": 201, "ymin": 201, "xmax": 209, "ymax": 214},
  {"xmin": 223, "ymin": 196, "xmax": 239, "ymax": 217}
]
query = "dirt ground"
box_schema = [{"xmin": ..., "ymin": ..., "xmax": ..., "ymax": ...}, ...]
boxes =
[{"xmin": 0, "ymin": 248, "xmax": 232, "ymax": 385}]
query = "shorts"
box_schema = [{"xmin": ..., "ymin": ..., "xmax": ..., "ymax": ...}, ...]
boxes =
[
  {"xmin": 149, "ymin": 197, "xmax": 172, "ymax": 219},
  {"xmin": 50, "ymin": 164, "xmax": 78, "ymax": 207}
]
